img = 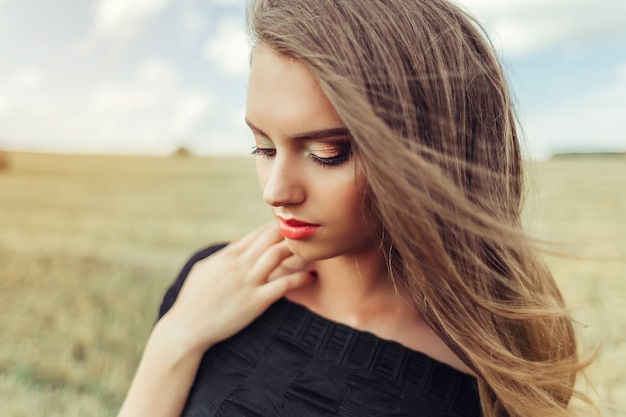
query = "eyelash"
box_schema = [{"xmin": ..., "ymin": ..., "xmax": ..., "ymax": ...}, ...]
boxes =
[
  {"xmin": 250, "ymin": 147, "xmax": 276, "ymax": 159},
  {"xmin": 250, "ymin": 145, "xmax": 351, "ymax": 167}
]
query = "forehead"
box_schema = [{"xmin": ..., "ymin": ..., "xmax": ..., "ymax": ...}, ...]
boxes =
[{"xmin": 246, "ymin": 44, "xmax": 344, "ymax": 136}]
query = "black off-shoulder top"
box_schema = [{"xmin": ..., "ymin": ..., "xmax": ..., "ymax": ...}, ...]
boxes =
[{"xmin": 158, "ymin": 245, "xmax": 482, "ymax": 417}]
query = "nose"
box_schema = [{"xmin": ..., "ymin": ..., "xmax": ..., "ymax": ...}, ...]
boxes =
[{"xmin": 261, "ymin": 155, "xmax": 305, "ymax": 207}]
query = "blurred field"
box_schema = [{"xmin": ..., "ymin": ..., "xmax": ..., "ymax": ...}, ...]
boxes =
[{"xmin": 0, "ymin": 152, "xmax": 624, "ymax": 416}]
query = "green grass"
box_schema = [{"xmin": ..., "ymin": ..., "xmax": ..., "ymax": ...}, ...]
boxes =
[{"xmin": 0, "ymin": 152, "xmax": 624, "ymax": 416}]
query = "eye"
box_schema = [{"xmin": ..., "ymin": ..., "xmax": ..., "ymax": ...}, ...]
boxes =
[
  {"xmin": 308, "ymin": 142, "xmax": 352, "ymax": 167},
  {"xmin": 251, "ymin": 146, "xmax": 276, "ymax": 159}
]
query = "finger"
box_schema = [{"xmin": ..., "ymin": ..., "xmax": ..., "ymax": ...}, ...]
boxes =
[
  {"xmin": 248, "ymin": 240, "xmax": 294, "ymax": 282},
  {"xmin": 279, "ymin": 254, "xmax": 310, "ymax": 273},
  {"xmin": 224, "ymin": 223, "xmax": 274, "ymax": 255},
  {"xmin": 258, "ymin": 271, "xmax": 316, "ymax": 302},
  {"xmin": 239, "ymin": 223, "xmax": 284, "ymax": 262},
  {"xmin": 267, "ymin": 254, "xmax": 311, "ymax": 282}
]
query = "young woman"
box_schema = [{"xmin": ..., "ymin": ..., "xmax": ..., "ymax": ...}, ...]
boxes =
[{"xmin": 118, "ymin": 1, "xmax": 592, "ymax": 416}]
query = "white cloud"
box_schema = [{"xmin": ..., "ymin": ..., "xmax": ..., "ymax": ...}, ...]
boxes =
[
  {"xmin": 172, "ymin": 95, "xmax": 210, "ymax": 133},
  {"xmin": 214, "ymin": 0, "xmax": 243, "ymax": 5},
  {"xmin": 4, "ymin": 67, "xmax": 44, "ymax": 92},
  {"xmin": 203, "ymin": 17, "xmax": 250, "ymax": 77},
  {"xmin": 85, "ymin": 58, "xmax": 215, "ymax": 153},
  {"xmin": 0, "ymin": 67, "xmax": 45, "ymax": 119},
  {"xmin": 92, "ymin": 0, "xmax": 171, "ymax": 40},
  {"xmin": 136, "ymin": 58, "xmax": 179, "ymax": 87},
  {"xmin": 0, "ymin": 58, "xmax": 217, "ymax": 155},
  {"xmin": 524, "ymin": 65, "xmax": 626, "ymax": 158},
  {"xmin": 180, "ymin": 8, "xmax": 205, "ymax": 35},
  {"xmin": 490, "ymin": 16, "xmax": 569, "ymax": 56},
  {"xmin": 192, "ymin": 105, "xmax": 251, "ymax": 155},
  {"xmin": 458, "ymin": 0, "xmax": 626, "ymax": 56}
]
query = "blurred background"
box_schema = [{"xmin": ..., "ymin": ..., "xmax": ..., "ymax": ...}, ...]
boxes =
[
  {"xmin": 0, "ymin": 0, "xmax": 625, "ymax": 158},
  {"xmin": 0, "ymin": 0, "xmax": 625, "ymax": 416}
]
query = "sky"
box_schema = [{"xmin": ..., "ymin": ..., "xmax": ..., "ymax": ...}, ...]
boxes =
[{"xmin": 0, "ymin": 0, "xmax": 625, "ymax": 159}]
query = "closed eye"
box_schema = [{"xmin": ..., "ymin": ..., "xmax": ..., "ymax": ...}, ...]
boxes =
[
  {"xmin": 308, "ymin": 142, "xmax": 351, "ymax": 167},
  {"xmin": 251, "ymin": 146, "xmax": 276, "ymax": 158}
]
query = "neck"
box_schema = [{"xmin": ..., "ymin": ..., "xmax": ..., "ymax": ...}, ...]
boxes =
[{"xmin": 305, "ymin": 245, "xmax": 406, "ymax": 318}]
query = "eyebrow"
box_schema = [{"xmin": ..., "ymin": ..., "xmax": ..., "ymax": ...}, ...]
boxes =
[{"xmin": 245, "ymin": 118, "xmax": 350, "ymax": 141}]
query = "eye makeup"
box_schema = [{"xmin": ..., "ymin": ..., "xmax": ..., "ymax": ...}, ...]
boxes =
[
  {"xmin": 250, "ymin": 137, "xmax": 276, "ymax": 158},
  {"xmin": 304, "ymin": 141, "xmax": 351, "ymax": 167},
  {"xmin": 251, "ymin": 142, "xmax": 351, "ymax": 167},
  {"xmin": 250, "ymin": 146, "xmax": 276, "ymax": 159},
  {"xmin": 247, "ymin": 120, "xmax": 353, "ymax": 167}
]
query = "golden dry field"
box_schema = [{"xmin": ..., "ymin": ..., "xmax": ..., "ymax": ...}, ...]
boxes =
[{"xmin": 0, "ymin": 152, "xmax": 624, "ymax": 416}]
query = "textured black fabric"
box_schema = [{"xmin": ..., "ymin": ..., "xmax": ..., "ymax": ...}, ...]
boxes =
[{"xmin": 159, "ymin": 245, "xmax": 482, "ymax": 417}]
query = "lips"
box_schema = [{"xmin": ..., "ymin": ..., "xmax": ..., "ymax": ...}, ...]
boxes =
[{"xmin": 277, "ymin": 216, "xmax": 320, "ymax": 240}]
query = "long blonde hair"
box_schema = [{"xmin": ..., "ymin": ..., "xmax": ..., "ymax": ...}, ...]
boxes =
[{"xmin": 248, "ymin": 1, "xmax": 592, "ymax": 416}]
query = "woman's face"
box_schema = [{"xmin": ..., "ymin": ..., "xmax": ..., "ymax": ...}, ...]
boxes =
[{"xmin": 246, "ymin": 44, "xmax": 377, "ymax": 261}]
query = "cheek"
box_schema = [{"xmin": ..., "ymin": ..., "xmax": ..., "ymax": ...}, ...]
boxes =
[
  {"xmin": 256, "ymin": 158, "xmax": 269, "ymax": 189},
  {"xmin": 325, "ymin": 174, "xmax": 367, "ymax": 217},
  {"xmin": 344, "ymin": 177, "xmax": 379, "ymax": 233},
  {"xmin": 344, "ymin": 172, "xmax": 368, "ymax": 213}
]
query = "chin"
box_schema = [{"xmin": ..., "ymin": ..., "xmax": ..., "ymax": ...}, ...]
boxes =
[
  {"xmin": 284, "ymin": 239, "xmax": 341, "ymax": 262},
  {"xmin": 285, "ymin": 238, "xmax": 376, "ymax": 262}
]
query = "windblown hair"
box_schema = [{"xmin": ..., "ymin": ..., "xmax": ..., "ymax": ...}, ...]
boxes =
[{"xmin": 248, "ymin": 1, "xmax": 592, "ymax": 416}]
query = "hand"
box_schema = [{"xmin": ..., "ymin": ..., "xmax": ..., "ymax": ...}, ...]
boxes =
[
  {"xmin": 160, "ymin": 223, "xmax": 315, "ymax": 354},
  {"xmin": 267, "ymin": 252, "xmax": 312, "ymax": 282}
]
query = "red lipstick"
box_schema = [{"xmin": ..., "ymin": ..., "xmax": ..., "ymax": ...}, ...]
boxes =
[{"xmin": 277, "ymin": 217, "xmax": 320, "ymax": 240}]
